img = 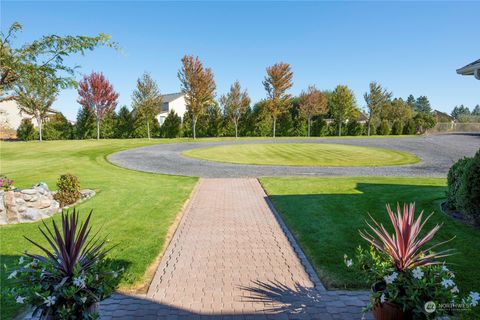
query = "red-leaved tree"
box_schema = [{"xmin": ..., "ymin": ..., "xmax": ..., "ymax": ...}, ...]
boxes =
[{"xmin": 77, "ymin": 72, "xmax": 118, "ymax": 140}]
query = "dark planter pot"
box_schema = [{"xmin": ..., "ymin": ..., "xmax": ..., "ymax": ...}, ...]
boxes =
[
  {"xmin": 372, "ymin": 302, "xmax": 412, "ymax": 320},
  {"xmin": 38, "ymin": 303, "xmax": 99, "ymax": 319}
]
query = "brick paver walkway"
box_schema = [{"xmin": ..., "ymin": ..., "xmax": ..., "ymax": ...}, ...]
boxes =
[{"xmin": 100, "ymin": 179, "xmax": 371, "ymax": 319}]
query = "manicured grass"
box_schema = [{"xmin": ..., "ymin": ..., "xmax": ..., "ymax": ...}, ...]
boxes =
[
  {"xmin": 183, "ymin": 143, "xmax": 420, "ymax": 166},
  {"xmin": 260, "ymin": 177, "xmax": 480, "ymax": 292},
  {"xmin": 0, "ymin": 139, "xmax": 198, "ymax": 319}
]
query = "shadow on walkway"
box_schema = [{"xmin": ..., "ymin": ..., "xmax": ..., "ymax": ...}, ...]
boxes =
[{"xmin": 101, "ymin": 279, "xmax": 371, "ymax": 319}]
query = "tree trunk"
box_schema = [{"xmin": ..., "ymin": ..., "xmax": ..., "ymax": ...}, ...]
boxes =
[
  {"xmin": 234, "ymin": 120, "xmax": 238, "ymax": 139},
  {"xmin": 273, "ymin": 117, "xmax": 276, "ymax": 138},
  {"xmin": 37, "ymin": 116, "xmax": 43, "ymax": 142},
  {"xmin": 338, "ymin": 121, "xmax": 342, "ymax": 137},
  {"xmin": 367, "ymin": 114, "xmax": 372, "ymax": 136},
  {"xmin": 192, "ymin": 116, "xmax": 197, "ymax": 139},
  {"xmin": 147, "ymin": 118, "xmax": 151, "ymax": 140},
  {"xmin": 307, "ymin": 117, "xmax": 311, "ymax": 137},
  {"xmin": 96, "ymin": 116, "xmax": 100, "ymax": 140}
]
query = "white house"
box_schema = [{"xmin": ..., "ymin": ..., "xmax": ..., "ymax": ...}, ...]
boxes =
[
  {"xmin": 157, "ymin": 93, "xmax": 187, "ymax": 125},
  {"xmin": 0, "ymin": 100, "xmax": 58, "ymax": 139}
]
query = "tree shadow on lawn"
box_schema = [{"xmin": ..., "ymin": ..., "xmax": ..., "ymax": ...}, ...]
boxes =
[{"xmin": 267, "ymin": 182, "xmax": 480, "ymax": 291}]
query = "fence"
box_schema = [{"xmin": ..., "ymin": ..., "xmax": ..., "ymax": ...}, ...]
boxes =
[{"xmin": 427, "ymin": 122, "xmax": 480, "ymax": 134}]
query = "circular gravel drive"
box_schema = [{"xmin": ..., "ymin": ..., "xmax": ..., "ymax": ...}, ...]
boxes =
[{"xmin": 108, "ymin": 134, "xmax": 480, "ymax": 178}]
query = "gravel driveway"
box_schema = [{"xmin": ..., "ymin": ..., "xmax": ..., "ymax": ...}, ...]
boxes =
[{"xmin": 108, "ymin": 134, "xmax": 479, "ymax": 178}]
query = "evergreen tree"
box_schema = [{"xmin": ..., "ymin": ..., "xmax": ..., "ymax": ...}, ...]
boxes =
[
  {"xmin": 406, "ymin": 95, "xmax": 416, "ymax": 110},
  {"xmin": 403, "ymin": 118, "xmax": 416, "ymax": 135},
  {"xmin": 116, "ymin": 106, "xmax": 134, "ymax": 138},
  {"xmin": 206, "ymin": 103, "xmax": 223, "ymax": 137},
  {"xmin": 100, "ymin": 111, "xmax": 117, "ymax": 138},
  {"xmin": 451, "ymin": 105, "xmax": 471, "ymax": 119},
  {"xmin": 160, "ymin": 110, "xmax": 181, "ymax": 138},
  {"xmin": 391, "ymin": 120, "xmax": 403, "ymax": 135},
  {"xmin": 43, "ymin": 113, "xmax": 73, "ymax": 140},
  {"xmin": 415, "ymin": 96, "xmax": 432, "ymax": 113},
  {"xmin": 378, "ymin": 119, "xmax": 390, "ymax": 135},
  {"xmin": 16, "ymin": 118, "xmax": 37, "ymax": 141},
  {"xmin": 472, "ymin": 105, "xmax": 480, "ymax": 116},
  {"xmin": 75, "ymin": 106, "xmax": 96, "ymax": 139}
]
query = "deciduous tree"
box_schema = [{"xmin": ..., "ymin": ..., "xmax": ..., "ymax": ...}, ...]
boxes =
[
  {"xmin": 330, "ymin": 85, "xmax": 358, "ymax": 136},
  {"xmin": 363, "ymin": 82, "xmax": 392, "ymax": 136},
  {"xmin": 178, "ymin": 55, "xmax": 216, "ymax": 139},
  {"xmin": 0, "ymin": 22, "xmax": 115, "ymax": 103},
  {"xmin": 263, "ymin": 62, "xmax": 293, "ymax": 137},
  {"xmin": 220, "ymin": 81, "xmax": 250, "ymax": 138},
  {"xmin": 299, "ymin": 85, "xmax": 328, "ymax": 137},
  {"xmin": 77, "ymin": 72, "xmax": 118, "ymax": 140},
  {"xmin": 131, "ymin": 73, "xmax": 162, "ymax": 139},
  {"xmin": 15, "ymin": 74, "xmax": 58, "ymax": 142}
]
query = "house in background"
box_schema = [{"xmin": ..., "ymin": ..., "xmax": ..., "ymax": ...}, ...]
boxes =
[
  {"xmin": 0, "ymin": 100, "xmax": 58, "ymax": 139},
  {"xmin": 433, "ymin": 110, "xmax": 454, "ymax": 123},
  {"xmin": 157, "ymin": 93, "xmax": 187, "ymax": 125}
]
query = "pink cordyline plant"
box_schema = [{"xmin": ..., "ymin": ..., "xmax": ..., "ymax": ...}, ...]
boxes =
[{"xmin": 359, "ymin": 203, "xmax": 453, "ymax": 272}]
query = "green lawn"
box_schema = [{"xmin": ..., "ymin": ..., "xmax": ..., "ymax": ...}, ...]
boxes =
[
  {"xmin": 0, "ymin": 139, "xmax": 198, "ymax": 319},
  {"xmin": 260, "ymin": 177, "xmax": 480, "ymax": 292},
  {"xmin": 184, "ymin": 143, "xmax": 420, "ymax": 166}
]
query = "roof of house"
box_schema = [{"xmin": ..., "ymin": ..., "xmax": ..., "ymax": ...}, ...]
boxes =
[
  {"xmin": 358, "ymin": 112, "xmax": 368, "ymax": 121},
  {"xmin": 161, "ymin": 92, "xmax": 184, "ymax": 103},
  {"xmin": 433, "ymin": 109, "xmax": 453, "ymax": 121},
  {"xmin": 456, "ymin": 59, "xmax": 480, "ymax": 75}
]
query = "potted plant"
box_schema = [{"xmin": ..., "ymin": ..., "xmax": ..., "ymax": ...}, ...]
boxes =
[
  {"xmin": 344, "ymin": 203, "xmax": 479, "ymax": 320},
  {"xmin": 5, "ymin": 209, "xmax": 122, "ymax": 319}
]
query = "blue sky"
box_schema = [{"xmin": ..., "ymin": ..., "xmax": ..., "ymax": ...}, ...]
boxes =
[{"xmin": 2, "ymin": 1, "xmax": 479, "ymax": 120}]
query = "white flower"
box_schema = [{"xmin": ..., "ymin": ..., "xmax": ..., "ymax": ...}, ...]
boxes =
[
  {"xmin": 380, "ymin": 293, "xmax": 386, "ymax": 303},
  {"xmin": 442, "ymin": 265, "xmax": 449, "ymax": 272},
  {"xmin": 18, "ymin": 257, "xmax": 24, "ymax": 265},
  {"xmin": 73, "ymin": 276, "xmax": 86, "ymax": 288},
  {"xmin": 112, "ymin": 271, "xmax": 118, "ymax": 278},
  {"xmin": 346, "ymin": 259, "xmax": 353, "ymax": 268},
  {"xmin": 94, "ymin": 274, "xmax": 99, "ymax": 281},
  {"xmin": 44, "ymin": 296, "xmax": 56, "ymax": 307},
  {"xmin": 441, "ymin": 278, "xmax": 455, "ymax": 288},
  {"xmin": 80, "ymin": 297, "xmax": 87, "ymax": 304},
  {"xmin": 7, "ymin": 270, "xmax": 17, "ymax": 279},
  {"xmin": 451, "ymin": 286, "xmax": 459, "ymax": 293},
  {"xmin": 470, "ymin": 292, "xmax": 480, "ymax": 307},
  {"xmin": 16, "ymin": 296, "xmax": 25, "ymax": 304},
  {"xmin": 412, "ymin": 267, "xmax": 424, "ymax": 280},
  {"xmin": 384, "ymin": 272, "xmax": 398, "ymax": 284}
]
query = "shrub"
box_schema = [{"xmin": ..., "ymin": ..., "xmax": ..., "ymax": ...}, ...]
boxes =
[
  {"xmin": 403, "ymin": 118, "xmax": 416, "ymax": 135},
  {"xmin": 4, "ymin": 210, "xmax": 122, "ymax": 319},
  {"xmin": 378, "ymin": 120, "xmax": 390, "ymax": 135},
  {"xmin": 458, "ymin": 149, "xmax": 480, "ymax": 225},
  {"xmin": 346, "ymin": 120, "xmax": 363, "ymax": 136},
  {"xmin": 344, "ymin": 203, "xmax": 479, "ymax": 318},
  {"xmin": 43, "ymin": 113, "xmax": 73, "ymax": 140},
  {"xmin": 390, "ymin": 120, "xmax": 403, "ymax": 135},
  {"xmin": 446, "ymin": 157, "xmax": 472, "ymax": 210},
  {"xmin": 53, "ymin": 174, "xmax": 81, "ymax": 207},
  {"xmin": 16, "ymin": 119, "xmax": 38, "ymax": 141},
  {"xmin": 161, "ymin": 110, "xmax": 182, "ymax": 138}
]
